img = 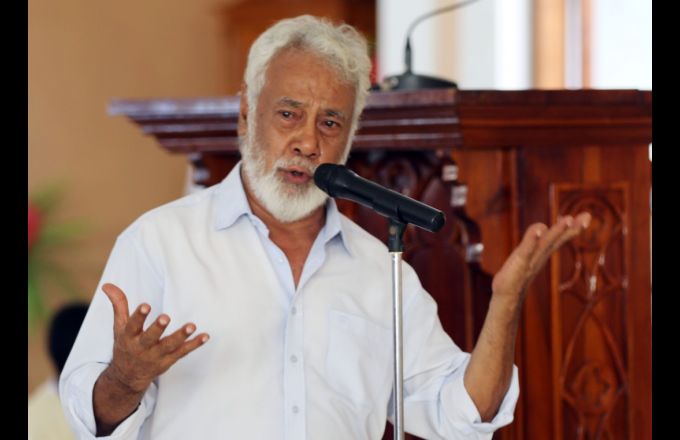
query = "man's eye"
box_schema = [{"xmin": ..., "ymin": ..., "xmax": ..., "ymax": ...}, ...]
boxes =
[
  {"xmin": 280, "ymin": 111, "xmax": 293, "ymax": 119},
  {"xmin": 323, "ymin": 120, "xmax": 338, "ymax": 128}
]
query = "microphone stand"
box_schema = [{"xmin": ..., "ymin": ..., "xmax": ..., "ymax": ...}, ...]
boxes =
[
  {"xmin": 388, "ymin": 218, "xmax": 407, "ymax": 440},
  {"xmin": 312, "ymin": 162, "xmax": 445, "ymax": 439}
]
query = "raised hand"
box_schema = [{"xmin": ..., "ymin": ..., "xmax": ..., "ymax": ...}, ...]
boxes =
[
  {"xmin": 101, "ymin": 282, "xmax": 210, "ymax": 392},
  {"xmin": 464, "ymin": 212, "xmax": 592, "ymax": 421},
  {"xmin": 491, "ymin": 212, "xmax": 592, "ymax": 302},
  {"xmin": 93, "ymin": 283, "xmax": 209, "ymax": 435}
]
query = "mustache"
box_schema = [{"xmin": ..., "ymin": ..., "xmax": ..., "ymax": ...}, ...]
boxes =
[{"xmin": 274, "ymin": 157, "xmax": 318, "ymax": 176}]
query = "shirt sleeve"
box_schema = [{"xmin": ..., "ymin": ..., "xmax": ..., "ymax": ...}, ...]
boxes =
[
  {"xmin": 390, "ymin": 263, "xmax": 519, "ymax": 440},
  {"xmin": 59, "ymin": 231, "xmax": 164, "ymax": 439}
]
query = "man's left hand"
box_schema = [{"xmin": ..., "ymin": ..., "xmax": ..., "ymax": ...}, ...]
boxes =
[{"xmin": 491, "ymin": 212, "xmax": 592, "ymax": 303}]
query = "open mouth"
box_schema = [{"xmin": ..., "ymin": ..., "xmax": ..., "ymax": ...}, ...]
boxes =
[{"xmin": 280, "ymin": 166, "xmax": 312, "ymax": 184}]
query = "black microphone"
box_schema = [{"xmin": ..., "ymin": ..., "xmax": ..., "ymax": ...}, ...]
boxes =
[{"xmin": 314, "ymin": 164, "xmax": 445, "ymax": 233}]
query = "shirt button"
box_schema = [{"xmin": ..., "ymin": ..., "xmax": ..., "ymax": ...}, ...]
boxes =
[
  {"xmin": 292, "ymin": 405, "xmax": 299, "ymax": 414},
  {"xmin": 290, "ymin": 355, "xmax": 298, "ymax": 363},
  {"xmin": 291, "ymin": 307, "xmax": 297, "ymax": 315}
]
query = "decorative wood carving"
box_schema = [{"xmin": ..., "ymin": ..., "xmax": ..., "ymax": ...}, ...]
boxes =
[{"xmin": 550, "ymin": 184, "xmax": 632, "ymax": 440}]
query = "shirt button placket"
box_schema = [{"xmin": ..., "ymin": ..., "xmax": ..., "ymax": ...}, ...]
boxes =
[{"xmin": 284, "ymin": 301, "xmax": 305, "ymax": 440}]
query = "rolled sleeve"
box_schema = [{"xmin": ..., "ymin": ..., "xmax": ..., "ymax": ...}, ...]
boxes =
[
  {"xmin": 59, "ymin": 227, "xmax": 164, "ymax": 439},
  {"xmin": 440, "ymin": 355, "xmax": 519, "ymax": 437},
  {"xmin": 397, "ymin": 265, "xmax": 520, "ymax": 439},
  {"xmin": 60, "ymin": 364, "xmax": 158, "ymax": 440}
]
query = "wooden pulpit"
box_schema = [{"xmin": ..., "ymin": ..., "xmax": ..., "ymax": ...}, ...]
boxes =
[{"xmin": 110, "ymin": 88, "xmax": 652, "ymax": 440}]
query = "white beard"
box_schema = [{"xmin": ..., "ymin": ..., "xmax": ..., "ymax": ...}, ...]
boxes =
[{"xmin": 240, "ymin": 136, "xmax": 330, "ymax": 223}]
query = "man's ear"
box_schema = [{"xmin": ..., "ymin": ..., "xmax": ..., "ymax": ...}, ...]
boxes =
[{"xmin": 238, "ymin": 83, "xmax": 249, "ymax": 139}]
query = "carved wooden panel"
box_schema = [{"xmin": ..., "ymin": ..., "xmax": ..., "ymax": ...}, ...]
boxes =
[{"xmin": 550, "ymin": 184, "xmax": 631, "ymax": 440}]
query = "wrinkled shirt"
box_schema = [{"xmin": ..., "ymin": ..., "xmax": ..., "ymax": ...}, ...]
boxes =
[{"xmin": 60, "ymin": 163, "xmax": 519, "ymax": 440}]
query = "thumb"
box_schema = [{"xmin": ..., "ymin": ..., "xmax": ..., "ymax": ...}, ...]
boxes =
[{"xmin": 102, "ymin": 283, "xmax": 130, "ymax": 334}]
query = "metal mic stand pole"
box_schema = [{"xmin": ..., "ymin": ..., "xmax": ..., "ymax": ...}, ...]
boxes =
[{"xmin": 388, "ymin": 218, "xmax": 407, "ymax": 440}]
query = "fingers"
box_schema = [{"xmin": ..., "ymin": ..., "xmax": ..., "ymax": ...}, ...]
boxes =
[
  {"xmin": 151, "ymin": 323, "xmax": 209, "ymax": 370},
  {"xmin": 139, "ymin": 314, "xmax": 171, "ymax": 347},
  {"xmin": 125, "ymin": 303, "xmax": 152, "ymax": 338},
  {"xmin": 101, "ymin": 282, "xmax": 209, "ymax": 368},
  {"xmin": 170, "ymin": 333, "xmax": 210, "ymax": 360},
  {"xmin": 102, "ymin": 283, "xmax": 130, "ymax": 334},
  {"xmin": 157, "ymin": 323, "xmax": 199, "ymax": 354},
  {"xmin": 574, "ymin": 212, "xmax": 592, "ymax": 230},
  {"xmin": 533, "ymin": 212, "xmax": 591, "ymax": 268},
  {"xmin": 550, "ymin": 212, "xmax": 591, "ymax": 251},
  {"xmin": 540, "ymin": 216, "xmax": 573, "ymax": 255},
  {"xmin": 516, "ymin": 223, "xmax": 549, "ymax": 262}
]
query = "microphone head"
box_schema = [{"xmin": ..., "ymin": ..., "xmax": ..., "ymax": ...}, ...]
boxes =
[
  {"xmin": 314, "ymin": 162, "xmax": 446, "ymax": 233},
  {"xmin": 313, "ymin": 163, "xmax": 344, "ymax": 195},
  {"xmin": 428, "ymin": 211, "xmax": 446, "ymax": 233}
]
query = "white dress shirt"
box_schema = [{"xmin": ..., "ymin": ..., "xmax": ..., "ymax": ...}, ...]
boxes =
[{"xmin": 60, "ymin": 163, "xmax": 519, "ymax": 440}]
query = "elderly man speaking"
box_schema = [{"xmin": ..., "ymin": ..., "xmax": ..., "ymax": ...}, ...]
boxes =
[{"xmin": 60, "ymin": 15, "xmax": 590, "ymax": 440}]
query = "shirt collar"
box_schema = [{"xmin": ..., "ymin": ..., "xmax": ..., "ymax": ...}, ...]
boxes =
[
  {"xmin": 323, "ymin": 195, "xmax": 355, "ymax": 257},
  {"xmin": 213, "ymin": 162, "xmax": 354, "ymax": 257},
  {"xmin": 213, "ymin": 162, "xmax": 255, "ymax": 231}
]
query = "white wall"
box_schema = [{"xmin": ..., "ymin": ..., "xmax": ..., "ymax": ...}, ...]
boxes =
[
  {"xmin": 590, "ymin": 0, "xmax": 652, "ymax": 90},
  {"xmin": 378, "ymin": 0, "xmax": 652, "ymax": 91},
  {"xmin": 377, "ymin": 0, "xmax": 532, "ymax": 90}
]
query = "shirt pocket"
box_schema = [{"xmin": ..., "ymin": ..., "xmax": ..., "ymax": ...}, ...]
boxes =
[{"xmin": 325, "ymin": 309, "xmax": 392, "ymax": 408}]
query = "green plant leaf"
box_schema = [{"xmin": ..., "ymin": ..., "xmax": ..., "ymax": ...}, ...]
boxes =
[
  {"xmin": 27, "ymin": 268, "xmax": 46, "ymax": 331},
  {"xmin": 33, "ymin": 220, "xmax": 87, "ymax": 249},
  {"xmin": 28, "ymin": 180, "xmax": 88, "ymax": 331},
  {"xmin": 30, "ymin": 182, "xmax": 67, "ymax": 219}
]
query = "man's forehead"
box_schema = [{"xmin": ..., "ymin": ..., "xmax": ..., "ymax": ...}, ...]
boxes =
[
  {"xmin": 266, "ymin": 46, "xmax": 351, "ymax": 87},
  {"xmin": 259, "ymin": 49, "xmax": 355, "ymax": 117},
  {"xmin": 277, "ymin": 97, "xmax": 304, "ymax": 108}
]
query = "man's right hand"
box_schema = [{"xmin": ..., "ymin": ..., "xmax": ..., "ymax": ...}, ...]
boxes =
[{"xmin": 93, "ymin": 283, "xmax": 209, "ymax": 436}]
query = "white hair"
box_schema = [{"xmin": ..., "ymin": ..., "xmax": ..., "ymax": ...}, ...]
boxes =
[
  {"xmin": 243, "ymin": 15, "xmax": 372, "ymax": 145},
  {"xmin": 238, "ymin": 16, "xmax": 372, "ymax": 223}
]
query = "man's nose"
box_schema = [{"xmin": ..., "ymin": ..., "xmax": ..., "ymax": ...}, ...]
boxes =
[{"xmin": 292, "ymin": 119, "xmax": 320, "ymax": 159}]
